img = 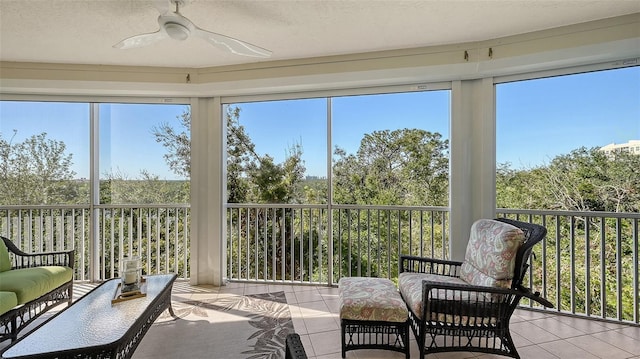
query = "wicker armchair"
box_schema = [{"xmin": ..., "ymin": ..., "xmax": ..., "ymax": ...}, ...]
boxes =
[
  {"xmin": 398, "ymin": 218, "xmax": 553, "ymax": 359},
  {"xmin": 0, "ymin": 236, "xmax": 74, "ymax": 342}
]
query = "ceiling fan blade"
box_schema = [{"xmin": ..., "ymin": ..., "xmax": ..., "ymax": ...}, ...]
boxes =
[
  {"xmin": 193, "ymin": 27, "xmax": 272, "ymax": 58},
  {"xmin": 113, "ymin": 30, "xmax": 166, "ymax": 49}
]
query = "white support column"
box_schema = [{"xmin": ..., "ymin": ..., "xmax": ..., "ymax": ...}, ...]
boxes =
[
  {"xmin": 190, "ymin": 97, "xmax": 226, "ymax": 286},
  {"xmin": 449, "ymin": 78, "xmax": 496, "ymax": 261}
]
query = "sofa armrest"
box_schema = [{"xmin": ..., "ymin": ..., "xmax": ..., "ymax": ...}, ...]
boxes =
[
  {"xmin": 400, "ymin": 255, "xmax": 462, "ymax": 276},
  {"xmin": 1, "ymin": 236, "xmax": 74, "ymax": 270}
]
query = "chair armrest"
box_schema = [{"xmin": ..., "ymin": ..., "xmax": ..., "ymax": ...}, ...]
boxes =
[
  {"xmin": 516, "ymin": 285, "xmax": 554, "ymax": 308},
  {"xmin": 2, "ymin": 236, "xmax": 74, "ymax": 269},
  {"xmin": 400, "ymin": 255, "xmax": 462, "ymax": 277},
  {"xmin": 420, "ymin": 280, "xmax": 554, "ymax": 311}
]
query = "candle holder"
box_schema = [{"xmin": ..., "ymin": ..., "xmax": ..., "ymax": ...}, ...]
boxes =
[{"xmin": 121, "ymin": 255, "xmax": 142, "ymax": 294}]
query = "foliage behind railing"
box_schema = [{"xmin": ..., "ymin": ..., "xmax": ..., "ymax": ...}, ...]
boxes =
[
  {"xmin": 498, "ymin": 209, "xmax": 639, "ymax": 324},
  {"xmin": 0, "ymin": 205, "xmax": 190, "ymax": 281},
  {"xmin": 2, "ymin": 203, "xmax": 637, "ymax": 324},
  {"xmin": 226, "ymin": 204, "xmax": 450, "ymax": 285}
]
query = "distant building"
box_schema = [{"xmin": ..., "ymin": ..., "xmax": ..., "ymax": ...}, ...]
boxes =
[{"xmin": 599, "ymin": 140, "xmax": 640, "ymax": 158}]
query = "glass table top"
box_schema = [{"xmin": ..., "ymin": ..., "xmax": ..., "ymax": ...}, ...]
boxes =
[{"xmin": 2, "ymin": 274, "xmax": 176, "ymax": 358}]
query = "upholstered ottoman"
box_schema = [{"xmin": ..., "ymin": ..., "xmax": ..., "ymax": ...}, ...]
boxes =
[{"xmin": 338, "ymin": 277, "xmax": 410, "ymax": 358}]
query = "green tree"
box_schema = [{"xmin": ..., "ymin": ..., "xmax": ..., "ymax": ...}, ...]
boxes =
[
  {"xmin": 152, "ymin": 109, "xmax": 191, "ymax": 179},
  {"xmin": 100, "ymin": 169, "xmax": 189, "ymax": 204},
  {"xmin": 332, "ymin": 128, "xmax": 449, "ymax": 279},
  {"xmin": 0, "ymin": 131, "xmax": 79, "ymax": 205},
  {"xmin": 497, "ymin": 146, "xmax": 639, "ymax": 321},
  {"xmin": 497, "ymin": 147, "xmax": 640, "ymax": 212},
  {"xmin": 333, "ymin": 129, "xmax": 449, "ymax": 206}
]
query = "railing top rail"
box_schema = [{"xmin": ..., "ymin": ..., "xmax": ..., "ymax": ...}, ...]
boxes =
[
  {"xmin": 0, "ymin": 204, "xmax": 91, "ymax": 210},
  {"xmin": 332, "ymin": 204, "xmax": 450, "ymax": 211},
  {"xmin": 498, "ymin": 208, "xmax": 640, "ymax": 219},
  {"xmin": 0, "ymin": 204, "xmax": 190, "ymax": 210},
  {"xmin": 226, "ymin": 203, "xmax": 450, "ymax": 211},
  {"xmin": 95, "ymin": 204, "xmax": 190, "ymax": 209},
  {"xmin": 226, "ymin": 203, "xmax": 327, "ymax": 209}
]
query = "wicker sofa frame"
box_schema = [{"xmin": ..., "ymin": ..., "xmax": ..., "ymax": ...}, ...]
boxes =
[
  {"xmin": 399, "ymin": 218, "xmax": 553, "ymax": 359},
  {"xmin": 0, "ymin": 236, "xmax": 74, "ymax": 343},
  {"xmin": 285, "ymin": 333, "xmax": 308, "ymax": 359}
]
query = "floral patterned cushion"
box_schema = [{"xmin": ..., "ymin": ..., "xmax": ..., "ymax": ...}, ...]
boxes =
[
  {"xmin": 339, "ymin": 277, "xmax": 408, "ymax": 323},
  {"xmin": 460, "ymin": 219, "xmax": 524, "ymax": 289},
  {"xmin": 399, "ymin": 272, "xmax": 482, "ymax": 319},
  {"xmin": 398, "ymin": 272, "xmax": 499, "ymax": 323}
]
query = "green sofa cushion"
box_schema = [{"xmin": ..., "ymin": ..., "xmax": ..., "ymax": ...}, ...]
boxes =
[
  {"xmin": 0, "ymin": 291, "xmax": 18, "ymax": 316},
  {"xmin": 0, "ymin": 240, "xmax": 11, "ymax": 272},
  {"xmin": 0, "ymin": 266, "xmax": 73, "ymax": 304}
]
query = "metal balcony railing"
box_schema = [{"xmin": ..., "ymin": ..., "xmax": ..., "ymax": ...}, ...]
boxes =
[
  {"xmin": 226, "ymin": 203, "xmax": 450, "ymax": 284},
  {"xmin": 1, "ymin": 204, "xmax": 637, "ymax": 325},
  {"xmin": 0, "ymin": 204, "xmax": 190, "ymax": 281},
  {"xmin": 497, "ymin": 209, "xmax": 639, "ymax": 324}
]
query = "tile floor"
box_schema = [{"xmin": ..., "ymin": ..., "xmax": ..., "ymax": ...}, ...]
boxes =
[{"xmin": 3, "ymin": 280, "xmax": 639, "ymax": 359}]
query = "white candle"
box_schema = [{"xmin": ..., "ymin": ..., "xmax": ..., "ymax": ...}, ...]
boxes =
[{"xmin": 124, "ymin": 271, "xmax": 137, "ymax": 285}]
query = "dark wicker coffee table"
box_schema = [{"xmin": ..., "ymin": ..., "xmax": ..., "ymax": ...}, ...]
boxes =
[{"xmin": 1, "ymin": 274, "xmax": 177, "ymax": 359}]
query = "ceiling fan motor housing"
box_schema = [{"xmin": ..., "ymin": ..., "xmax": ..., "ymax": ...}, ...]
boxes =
[{"xmin": 164, "ymin": 22, "xmax": 190, "ymax": 40}]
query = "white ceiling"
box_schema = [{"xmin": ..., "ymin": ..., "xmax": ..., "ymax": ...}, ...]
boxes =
[{"xmin": 1, "ymin": 0, "xmax": 639, "ymax": 69}]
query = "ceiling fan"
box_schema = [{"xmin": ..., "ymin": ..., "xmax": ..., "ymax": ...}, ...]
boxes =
[{"xmin": 113, "ymin": 0, "xmax": 272, "ymax": 58}]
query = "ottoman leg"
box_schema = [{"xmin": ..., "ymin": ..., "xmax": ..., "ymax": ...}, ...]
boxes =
[
  {"xmin": 341, "ymin": 321, "xmax": 346, "ymax": 358},
  {"xmin": 403, "ymin": 319, "xmax": 410, "ymax": 359}
]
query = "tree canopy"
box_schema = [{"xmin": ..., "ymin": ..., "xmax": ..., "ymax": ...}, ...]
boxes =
[
  {"xmin": 333, "ymin": 129, "xmax": 449, "ymax": 206},
  {"xmin": 1, "ymin": 131, "xmax": 79, "ymax": 205},
  {"xmin": 497, "ymin": 147, "xmax": 640, "ymax": 212}
]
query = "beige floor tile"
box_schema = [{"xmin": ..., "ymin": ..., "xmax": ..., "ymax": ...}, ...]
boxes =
[
  {"xmin": 294, "ymin": 285, "xmax": 321, "ymax": 292},
  {"xmin": 552, "ymin": 315, "xmax": 614, "ymax": 334},
  {"xmin": 530, "ymin": 317, "xmax": 588, "ymax": 339},
  {"xmin": 324, "ymin": 298, "xmax": 341, "ymax": 314},
  {"xmin": 592, "ymin": 330, "xmax": 640, "ymax": 355},
  {"xmin": 286, "ymin": 290, "xmax": 299, "ymax": 304},
  {"xmin": 508, "ymin": 344, "xmax": 559, "ymax": 358},
  {"xmin": 510, "ymin": 319, "xmax": 562, "ymax": 343},
  {"xmin": 296, "ymin": 288, "xmax": 323, "ymax": 303},
  {"xmin": 509, "ymin": 330, "xmax": 535, "ymax": 348},
  {"xmin": 566, "ymin": 334, "xmax": 636, "ymax": 358},
  {"xmin": 243, "ymin": 283, "xmax": 270, "ymax": 294},
  {"xmin": 221, "ymin": 280, "xmax": 245, "ymax": 289},
  {"xmin": 266, "ymin": 284, "xmax": 295, "ymax": 293},
  {"xmin": 538, "ymin": 340, "xmax": 600, "ymax": 358},
  {"xmin": 317, "ymin": 286, "xmax": 340, "ymax": 298},
  {"xmin": 302, "ymin": 298, "xmax": 332, "ymax": 312},
  {"xmin": 512, "ymin": 308, "xmax": 554, "ymax": 321},
  {"xmin": 304, "ymin": 315, "xmax": 341, "ymax": 333},
  {"xmin": 298, "ymin": 301, "xmax": 333, "ymax": 318},
  {"xmin": 289, "ymin": 303, "xmax": 305, "ymax": 318},
  {"xmin": 309, "ymin": 330, "xmax": 343, "ymax": 357},
  {"xmin": 216, "ymin": 286, "xmax": 245, "ymax": 296},
  {"xmin": 616, "ymin": 326, "xmax": 640, "ymax": 341}
]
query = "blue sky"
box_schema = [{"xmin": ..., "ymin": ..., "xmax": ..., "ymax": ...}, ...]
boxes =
[
  {"xmin": 0, "ymin": 66, "xmax": 638, "ymax": 180},
  {"xmin": 496, "ymin": 66, "xmax": 640, "ymax": 168},
  {"xmin": 233, "ymin": 91, "xmax": 451, "ymax": 177}
]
